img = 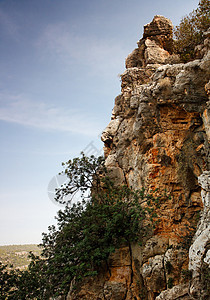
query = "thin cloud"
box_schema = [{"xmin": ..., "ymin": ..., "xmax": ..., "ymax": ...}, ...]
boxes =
[
  {"xmin": 0, "ymin": 8, "xmax": 19, "ymax": 39},
  {"xmin": 36, "ymin": 22, "xmax": 127, "ymax": 74},
  {"xmin": 0, "ymin": 93, "xmax": 101, "ymax": 136}
]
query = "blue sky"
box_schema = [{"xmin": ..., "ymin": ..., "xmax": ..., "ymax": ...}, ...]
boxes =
[{"xmin": 0, "ymin": 0, "xmax": 199, "ymax": 245}]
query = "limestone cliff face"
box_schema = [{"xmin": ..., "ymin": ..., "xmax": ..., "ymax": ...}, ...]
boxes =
[{"xmin": 68, "ymin": 16, "xmax": 210, "ymax": 300}]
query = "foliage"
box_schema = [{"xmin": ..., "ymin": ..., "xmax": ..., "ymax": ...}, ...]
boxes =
[
  {"xmin": 55, "ymin": 152, "xmax": 105, "ymax": 205},
  {"xmin": 40, "ymin": 179, "xmax": 153, "ymax": 296},
  {"xmin": 174, "ymin": 0, "xmax": 210, "ymax": 61},
  {"xmin": 0, "ymin": 255, "xmax": 50, "ymax": 300},
  {"xmin": 167, "ymin": 277, "xmax": 174, "ymax": 289},
  {"xmin": 0, "ymin": 153, "xmax": 157, "ymax": 299},
  {"xmin": 0, "ymin": 262, "xmax": 17, "ymax": 299}
]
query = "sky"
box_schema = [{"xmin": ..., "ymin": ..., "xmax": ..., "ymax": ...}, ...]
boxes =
[{"xmin": 0, "ymin": 0, "xmax": 199, "ymax": 245}]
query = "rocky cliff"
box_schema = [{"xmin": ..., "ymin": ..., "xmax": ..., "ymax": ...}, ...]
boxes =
[{"xmin": 68, "ymin": 16, "xmax": 210, "ymax": 300}]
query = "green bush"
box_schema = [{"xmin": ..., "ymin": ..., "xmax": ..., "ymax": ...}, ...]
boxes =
[
  {"xmin": 174, "ymin": 0, "xmax": 210, "ymax": 61},
  {"xmin": 1, "ymin": 154, "xmax": 157, "ymax": 299},
  {"xmin": 0, "ymin": 263, "xmax": 17, "ymax": 299},
  {"xmin": 40, "ymin": 182, "xmax": 151, "ymax": 296}
]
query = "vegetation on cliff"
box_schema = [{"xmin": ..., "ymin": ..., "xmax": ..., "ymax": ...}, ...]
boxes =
[
  {"xmin": 174, "ymin": 0, "xmax": 210, "ymax": 61},
  {"xmin": 0, "ymin": 154, "xmax": 158, "ymax": 299},
  {"xmin": 1, "ymin": 2, "xmax": 209, "ymax": 298}
]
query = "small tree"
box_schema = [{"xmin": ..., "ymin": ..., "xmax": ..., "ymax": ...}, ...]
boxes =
[
  {"xmin": 54, "ymin": 152, "xmax": 106, "ymax": 205},
  {"xmin": 40, "ymin": 183, "xmax": 150, "ymax": 296},
  {"xmin": 174, "ymin": 0, "xmax": 210, "ymax": 61},
  {"xmin": 1, "ymin": 154, "xmax": 157, "ymax": 298}
]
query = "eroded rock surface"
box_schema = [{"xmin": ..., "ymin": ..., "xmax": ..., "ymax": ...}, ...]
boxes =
[
  {"xmin": 189, "ymin": 171, "xmax": 210, "ymax": 299},
  {"xmin": 68, "ymin": 16, "xmax": 210, "ymax": 300},
  {"xmin": 125, "ymin": 15, "xmax": 178, "ymax": 69}
]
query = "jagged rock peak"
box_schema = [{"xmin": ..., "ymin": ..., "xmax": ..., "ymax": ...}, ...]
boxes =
[
  {"xmin": 125, "ymin": 15, "xmax": 176, "ymax": 69},
  {"xmin": 143, "ymin": 15, "xmax": 173, "ymax": 38}
]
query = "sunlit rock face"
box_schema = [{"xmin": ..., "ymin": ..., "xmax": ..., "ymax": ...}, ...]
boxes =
[
  {"xmin": 68, "ymin": 16, "xmax": 210, "ymax": 300},
  {"xmin": 125, "ymin": 15, "xmax": 174, "ymax": 69}
]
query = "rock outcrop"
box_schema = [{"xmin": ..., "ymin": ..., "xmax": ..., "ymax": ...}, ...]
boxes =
[
  {"xmin": 125, "ymin": 15, "xmax": 178, "ymax": 69},
  {"xmin": 189, "ymin": 171, "xmax": 210, "ymax": 299},
  {"xmin": 68, "ymin": 16, "xmax": 210, "ymax": 300}
]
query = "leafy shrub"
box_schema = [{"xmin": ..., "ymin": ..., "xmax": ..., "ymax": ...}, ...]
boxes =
[
  {"xmin": 174, "ymin": 0, "xmax": 210, "ymax": 61},
  {"xmin": 40, "ymin": 182, "xmax": 151, "ymax": 296},
  {"xmin": 1, "ymin": 154, "xmax": 158, "ymax": 299},
  {"xmin": 0, "ymin": 262, "xmax": 17, "ymax": 299}
]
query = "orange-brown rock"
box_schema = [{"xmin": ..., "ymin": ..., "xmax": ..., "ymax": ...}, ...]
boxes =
[{"xmin": 67, "ymin": 16, "xmax": 210, "ymax": 300}]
